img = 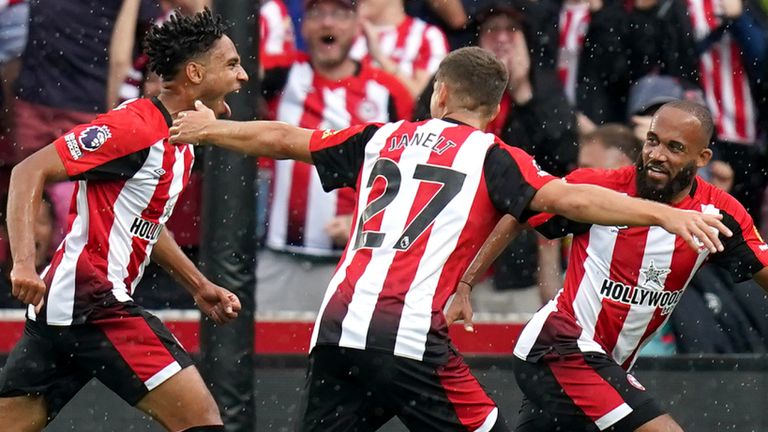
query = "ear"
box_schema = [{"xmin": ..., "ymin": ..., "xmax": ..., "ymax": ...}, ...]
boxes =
[
  {"xmin": 185, "ymin": 61, "xmax": 205, "ymax": 85},
  {"xmin": 697, "ymin": 147, "xmax": 713, "ymax": 168},
  {"xmin": 488, "ymin": 103, "xmax": 501, "ymax": 123},
  {"xmin": 436, "ymin": 81, "xmax": 449, "ymax": 108}
]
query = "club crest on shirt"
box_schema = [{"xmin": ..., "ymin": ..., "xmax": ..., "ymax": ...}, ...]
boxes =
[
  {"xmin": 356, "ymin": 99, "xmax": 380, "ymax": 121},
  {"xmin": 78, "ymin": 125, "xmax": 112, "ymax": 152}
]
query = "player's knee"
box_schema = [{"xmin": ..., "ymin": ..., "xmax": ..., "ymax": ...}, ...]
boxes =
[{"xmin": 0, "ymin": 396, "xmax": 48, "ymax": 432}]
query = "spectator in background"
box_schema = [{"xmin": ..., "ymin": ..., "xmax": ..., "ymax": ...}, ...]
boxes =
[
  {"xmin": 350, "ymin": 0, "xmax": 449, "ymax": 98},
  {"xmin": 525, "ymin": 0, "xmax": 630, "ymax": 133},
  {"xmin": 476, "ymin": 2, "xmax": 578, "ymax": 305},
  {"xmin": 405, "ymin": 0, "xmax": 469, "ymax": 49},
  {"xmin": 579, "ymin": 124, "xmax": 642, "ymax": 169},
  {"xmin": 0, "ymin": 0, "xmax": 27, "ymax": 144},
  {"xmin": 426, "ymin": 4, "xmax": 579, "ymax": 314},
  {"xmin": 258, "ymin": 0, "xmax": 412, "ymax": 313},
  {"xmin": 260, "ymin": 0, "xmax": 296, "ymax": 68},
  {"xmin": 12, "ymin": 0, "xmax": 132, "ymax": 245},
  {"xmin": 626, "ymin": 0, "xmax": 768, "ymax": 224}
]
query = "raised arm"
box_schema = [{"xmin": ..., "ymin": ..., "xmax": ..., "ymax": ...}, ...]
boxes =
[
  {"xmin": 530, "ymin": 179, "xmax": 732, "ymax": 253},
  {"xmin": 151, "ymin": 229, "xmax": 241, "ymax": 324},
  {"xmin": 169, "ymin": 100, "xmax": 315, "ymax": 163},
  {"xmin": 106, "ymin": 0, "xmax": 141, "ymax": 109},
  {"xmin": 7, "ymin": 145, "xmax": 68, "ymax": 306}
]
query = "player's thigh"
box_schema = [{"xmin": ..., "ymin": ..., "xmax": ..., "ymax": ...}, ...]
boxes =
[
  {"xmin": 297, "ymin": 346, "xmax": 394, "ymax": 432},
  {"xmin": 135, "ymin": 365, "xmax": 222, "ymax": 430},
  {"xmin": 389, "ymin": 350, "xmax": 505, "ymax": 432},
  {"xmin": 512, "ymin": 354, "xmax": 664, "ymax": 432},
  {"xmin": 0, "ymin": 320, "xmax": 89, "ymax": 427},
  {"xmin": 72, "ymin": 306, "xmax": 212, "ymax": 429}
]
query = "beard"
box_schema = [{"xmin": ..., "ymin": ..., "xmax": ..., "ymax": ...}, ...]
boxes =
[{"xmin": 635, "ymin": 158, "xmax": 696, "ymax": 203}]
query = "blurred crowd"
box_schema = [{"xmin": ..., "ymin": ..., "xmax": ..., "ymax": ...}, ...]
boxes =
[{"xmin": 0, "ymin": 0, "xmax": 767, "ymax": 355}]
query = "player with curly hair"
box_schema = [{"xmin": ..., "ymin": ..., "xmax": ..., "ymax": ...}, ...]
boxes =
[{"xmin": 0, "ymin": 8, "xmax": 248, "ymax": 432}]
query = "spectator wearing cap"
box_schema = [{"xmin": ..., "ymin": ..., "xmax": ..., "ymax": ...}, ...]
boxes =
[
  {"xmin": 257, "ymin": 0, "xmax": 413, "ymax": 313},
  {"xmin": 525, "ymin": 0, "xmax": 631, "ymax": 132},
  {"xmin": 349, "ymin": 0, "xmax": 449, "ymax": 98},
  {"xmin": 626, "ymin": 0, "xmax": 768, "ymax": 224}
]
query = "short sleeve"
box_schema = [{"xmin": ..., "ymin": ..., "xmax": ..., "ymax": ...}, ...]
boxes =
[
  {"xmin": 528, "ymin": 168, "xmax": 614, "ymax": 238},
  {"xmin": 310, "ymin": 123, "xmax": 382, "ymax": 191},
  {"xmin": 53, "ymin": 106, "xmax": 156, "ymax": 180},
  {"xmin": 483, "ymin": 143, "xmax": 557, "ymax": 222},
  {"xmin": 708, "ymin": 199, "xmax": 768, "ymax": 282}
]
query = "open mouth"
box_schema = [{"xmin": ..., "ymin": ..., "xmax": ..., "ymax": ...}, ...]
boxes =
[
  {"xmin": 320, "ymin": 34, "xmax": 336, "ymax": 45},
  {"xmin": 645, "ymin": 164, "xmax": 669, "ymax": 178}
]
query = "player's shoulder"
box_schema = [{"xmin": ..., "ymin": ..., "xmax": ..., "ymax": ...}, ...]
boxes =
[
  {"xmin": 691, "ymin": 177, "xmax": 748, "ymax": 217},
  {"xmin": 565, "ymin": 166, "xmax": 636, "ymax": 190},
  {"xmin": 96, "ymin": 98, "xmax": 170, "ymax": 141}
]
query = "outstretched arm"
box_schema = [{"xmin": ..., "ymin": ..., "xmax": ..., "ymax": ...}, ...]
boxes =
[
  {"xmin": 169, "ymin": 100, "xmax": 315, "ymax": 163},
  {"xmin": 530, "ymin": 179, "xmax": 732, "ymax": 253},
  {"xmin": 152, "ymin": 229, "xmax": 241, "ymax": 324}
]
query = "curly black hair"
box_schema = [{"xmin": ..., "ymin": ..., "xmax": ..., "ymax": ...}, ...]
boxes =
[{"xmin": 144, "ymin": 8, "xmax": 229, "ymax": 80}]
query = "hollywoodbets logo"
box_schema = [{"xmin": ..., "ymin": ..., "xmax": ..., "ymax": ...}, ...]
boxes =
[
  {"xmin": 130, "ymin": 217, "xmax": 162, "ymax": 241},
  {"xmin": 599, "ymin": 279, "xmax": 682, "ymax": 315}
]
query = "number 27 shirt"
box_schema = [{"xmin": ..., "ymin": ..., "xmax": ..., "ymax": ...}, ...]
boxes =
[{"xmin": 306, "ymin": 117, "xmax": 555, "ymax": 363}]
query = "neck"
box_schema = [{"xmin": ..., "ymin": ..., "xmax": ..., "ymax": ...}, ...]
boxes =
[
  {"xmin": 369, "ymin": 6, "xmax": 406, "ymax": 26},
  {"xmin": 439, "ymin": 109, "xmax": 489, "ymax": 130},
  {"xmin": 157, "ymin": 83, "xmax": 197, "ymax": 118},
  {"xmin": 313, "ymin": 58, "xmax": 358, "ymax": 81},
  {"xmin": 670, "ymin": 183, "xmax": 694, "ymax": 204}
]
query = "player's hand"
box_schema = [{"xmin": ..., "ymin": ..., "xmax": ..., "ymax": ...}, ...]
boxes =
[
  {"xmin": 194, "ymin": 283, "xmax": 242, "ymax": 325},
  {"xmin": 445, "ymin": 282, "xmax": 474, "ymax": 333},
  {"xmin": 660, "ymin": 208, "xmax": 732, "ymax": 253},
  {"xmin": 10, "ymin": 263, "xmax": 46, "ymax": 307},
  {"xmin": 169, "ymin": 100, "xmax": 217, "ymax": 145},
  {"xmin": 325, "ymin": 215, "xmax": 353, "ymax": 247}
]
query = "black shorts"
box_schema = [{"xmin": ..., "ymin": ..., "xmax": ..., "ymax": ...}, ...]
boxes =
[
  {"xmin": 512, "ymin": 353, "xmax": 664, "ymax": 432},
  {"xmin": 0, "ymin": 304, "xmax": 193, "ymax": 423},
  {"xmin": 298, "ymin": 345, "xmax": 507, "ymax": 432}
]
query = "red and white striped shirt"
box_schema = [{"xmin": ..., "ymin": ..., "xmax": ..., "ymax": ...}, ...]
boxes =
[
  {"xmin": 349, "ymin": 16, "xmax": 449, "ymax": 78},
  {"xmin": 557, "ymin": 2, "xmax": 591, "ymax": 105},
  {"xmin": 35, "ymin": 98, "xmax": 194, "ymax": 325},
  {"xmin": 687, "ymin": 0, "xmax": 757, "ymax": 144},
  {"xmin": 516, "ymin": 167, "xmax": 768, "ymax": 369},
  {"xmin": 263, "ymin": 55, "xmax": 413, "ymax": 256},
  {"xmin": 259, "ymin": 0, "xmax": 295, "ymax": 68},
  {"xmin": 308, "ymin": 118, "xmax": 556, "ymax": 363}
]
